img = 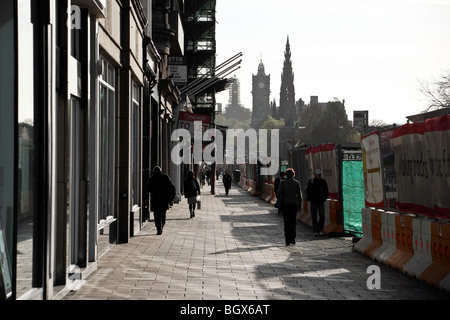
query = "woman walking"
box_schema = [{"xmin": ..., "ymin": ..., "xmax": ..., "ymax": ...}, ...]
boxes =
[
  {"xmin": 276, "ymin": 168, "xmax": 302, "ymax": 245},
  {"xmin": 184, "ymin": 170, "xmax": 201, "ymax": 218}
]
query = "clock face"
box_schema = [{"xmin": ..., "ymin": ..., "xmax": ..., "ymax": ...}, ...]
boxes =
[{"xmin": 258, "ymin": 82, "xmax": 264, "ymax": 89}]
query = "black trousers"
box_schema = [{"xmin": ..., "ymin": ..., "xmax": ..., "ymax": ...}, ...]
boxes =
[
  {"xmin": 153, "ymin": 210, "xmax": 167, "ymax": 232},
  {"xmin": 282, "ymin": 204, "xmax": 298, "ymax": 244},
  {"xmin": 310, "ymin": 202, "xmax": 325, "ymax": 233}
]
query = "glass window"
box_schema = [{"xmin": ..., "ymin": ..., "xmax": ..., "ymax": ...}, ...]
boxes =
[
  {"xmin": 130, "ymin": 81, "xmax": 141, "ymax": 207},
  {"xmin": 0, "ymin": 0, "xmax": 15, "ymax": 299},
  {"xmin": 98, "ymin": 57, "xmax": 116, "ymax": 225},
  {"xmin": 98, "ymin": 57, "xmax": 116, "ymax": 257},
  {"xmin": 16, "ymin": 0, "xmax": 35, "ymax": 298}
]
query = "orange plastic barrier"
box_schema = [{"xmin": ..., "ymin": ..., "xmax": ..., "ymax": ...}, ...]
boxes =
[
  {"xmin": 323, "ymin": 199, "xmax": 343, "ymax": 235},
  {"xmin": 249, "ymin": 180, "xmax": 260, "ymax": 196},
  {"xmin": 354, "ymin": 207, "xmax": 374, "ymax": 254},
  {"xmin": 419, "ymin": 221, "xmax": 450, "ymax": 290},
  {"xmin": 373, "ymin": 211, "xmax": 398, "ymax": 264},
  {"xmin": 385, "ymin": 214, "xmax": 414, "ymax": 271},
  {"xmin": 260, "ymin": 182, "xmax": 268, "ymax": 201},
  {"xmin": 239, "ymin": 176, "xmax": 246, "ymax": 188},
  {"xmin": 361, "ymin": 209, "xmax": 383, "ymax": 259},
  {"xmin": 269, "ymin": 184, "xmax": 276, "ymax": 204},
  {"xmin": 297, "ymin": 200, "xmax": 312, "ymax": 227},
  {"xmin": 353, "ymin": 208, "xmax": 450, "ymax": 292},
  {"xmin": 404, "ymin": 217, "xmax": 433, "ymax": 278},
  {"xmin": 264, "ymin": 183, "xmax": 272, "ymax": 202}
]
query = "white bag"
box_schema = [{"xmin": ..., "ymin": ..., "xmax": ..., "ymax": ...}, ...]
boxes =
[{"xmin": 196, "ymin": 195, "xmax": 201, "ymax": 210}]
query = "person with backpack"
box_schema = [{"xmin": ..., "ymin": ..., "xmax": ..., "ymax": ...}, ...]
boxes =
[
  {"xmin": 184, "ymin": 170, "xmax": 200, "ymax": 218},
  {"xmin": 147, "ymin": 166, "xmax": 173, "ymax": 235}
]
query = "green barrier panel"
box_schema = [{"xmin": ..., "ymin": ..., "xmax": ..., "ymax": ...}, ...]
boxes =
[{"xmin": 342, "ymin": 161, "xmax": 364, "ymax": 234}]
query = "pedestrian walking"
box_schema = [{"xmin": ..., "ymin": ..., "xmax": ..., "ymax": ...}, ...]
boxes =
[
  {"xmin": 216, "ymin": 169, "xmax": 220, "ymax": 180},
  {"xmin": 222, "ymin": 170, "xmax": 232, "ymax": 195},
  {"xmin": 274, "ymin": 171, "xmax": 285, "ymax": 214},
  {"xmin": 199, "ymin": 169, "xmax": 206, "ymax": 188},
  {"xmin": 206, "ymin": 168, "xmax": 211, "ymax": 186},
  {"xmin": 305, "ymin": 169, "xmax": 329, "ymax": 236},
  {"xmin": 147, "ymin": 166, "xmax": 173, "ymax": 235},
  {"xmin": 184, "ymin": 170, "xmax": 201, "ymax": 218},
  {"xmin": 276, "ymin": 168, "xmax": 302, "ymax": 246}
]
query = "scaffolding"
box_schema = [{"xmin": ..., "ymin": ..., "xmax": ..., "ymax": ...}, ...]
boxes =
[{"xmin": 182, "ymin": 0, "xmax": 220, "ymax": 114}]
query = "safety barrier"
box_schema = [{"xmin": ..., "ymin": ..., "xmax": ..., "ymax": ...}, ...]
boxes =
[
  {"xmin": 354, "ymin": 207, "xmax": 374, "ymax": 254},
  {"xmin": 385, "ymin": 214, "xmax": 415, "ymax": 271},
  {"xmin": 323, "ymin": 199, "xmax": 343, "ymax": 235},
  {"xmin": 261, "ymin": 182, "xmax": 273, "ymax": 203},
  {"xmin": 296, "ymin": 199, "xmax": 344, "ymax": 234},
  {"xmin": 372, "ymin": 211, "xmax": 398, "ymax": 264},
  {"xmin": 266, "ymin": 183, "xmax": 273, "ymax": 202},
  {"xmin": 239, "ymin": 176, "xmax": 246, "ymax": 188},
  {"xmin": 248, "ymin": 180, "xmax": 260, "ymax": 196},
  {"xmin": 403, "ymin": 217, "xmax": 432, "ymax": 278},
  {"xmin": 247, "ymin": 179, "xmax": 254, "ymax": 194},
  {"xmin": 354, "ymin": 207, "xmax": 450, "ymax": 292},
  {"xmin": 358, "ymin": 208, "xmax": 383, "ymax": 259},
  {"xmin": 297, "ymin": 200, "xmax": 312, "ymax": 227},
  {"xmin": 419, "ymin": 220, "xmax": 450, "ymax": 290},
  {"xmin": 366, "ymin": 209, "xmax": 384, "ymax": 258},
  {"xmin": 269, "ymin": 184, "xmax": 276, "ymax": 204},
  {"xmin": 260, "ymin": 181, "xmax": 268, "ymax": 201}
]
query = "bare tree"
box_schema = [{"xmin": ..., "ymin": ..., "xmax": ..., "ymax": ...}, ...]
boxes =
[
  {"xmin": 419, "ymin": 70, "xmax": 450, "ymax": 112},
  {"xmin": 370, "ymin": 119, "xmax": 388, "ymax": 128}
]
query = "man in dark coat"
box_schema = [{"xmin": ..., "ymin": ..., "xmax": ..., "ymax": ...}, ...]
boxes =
[
  {"xmin": 305, "ymin": 169, "xmax": 329, "ymax": 236},
  {"xmin": 147, "ymin": 166, "xmax": 172, "ymax": 235},
  {"xmin": 276, "ymin": 168, "xmax": 302, "ymax": 246},
  {"xmin": 222, "ymin": 170, "xmax": 232, "ymax": 195}
]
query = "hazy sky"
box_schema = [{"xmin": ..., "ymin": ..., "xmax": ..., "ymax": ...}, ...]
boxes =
[{"xmin": 215, "ymin": 0, "xmax": 450, "ymax": 125}]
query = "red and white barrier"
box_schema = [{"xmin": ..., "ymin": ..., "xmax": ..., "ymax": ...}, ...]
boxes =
[
  {"xmin": 403, "ymin": 217, "xmax": 433, "ymax": 278},
  {"xmin": 372, "ymin": 211, "xmax": 398, "ymax": 264},
  {"xmin": 385, "ymin": 214, "xmax": 415, "ymax": 271},
  {"xmin": 297, "ymin": 199, "xmax": 343, "ymax": 234},
  {"xmin": 419, "ymin": 221, "xmax": 450, "ymax": 290},
  {"xmin": 354, "ymin": 207, "xmax": 374, "ymax": 254},
  {"xmin": 297, "ymin": 200, "xmax": 312, "ymax": 228},
  {"xmin": 354, "ymin": 208, "xmax": 450, "ymax": 292}
]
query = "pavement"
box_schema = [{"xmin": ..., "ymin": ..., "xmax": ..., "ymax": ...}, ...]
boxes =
[{"xmin": 61, "ymin": 180, "xmax": 450, "ymax": 304}]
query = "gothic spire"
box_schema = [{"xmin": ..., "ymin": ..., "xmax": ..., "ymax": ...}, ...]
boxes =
[
  {"xmin": 279, "ymin": 35, "xmax": 296, "ymax": 127},
  {"xmin": 282, "ymin": 36, "xmax": 293, "ymax": 81}
]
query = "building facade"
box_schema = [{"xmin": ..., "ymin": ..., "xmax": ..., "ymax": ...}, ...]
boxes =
[{"xmin": 0, "ymin": 0, "xmax": 189, "ymax": 300}]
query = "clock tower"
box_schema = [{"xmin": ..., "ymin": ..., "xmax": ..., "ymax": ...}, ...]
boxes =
[{"xmin": 251, "ymin": 60, "xmax": 271, "ymax": 128}]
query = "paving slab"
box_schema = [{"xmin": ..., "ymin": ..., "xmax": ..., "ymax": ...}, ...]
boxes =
[{"xmin": 62, "ymin": 181, "xmax": 449, "ymax": 303}]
